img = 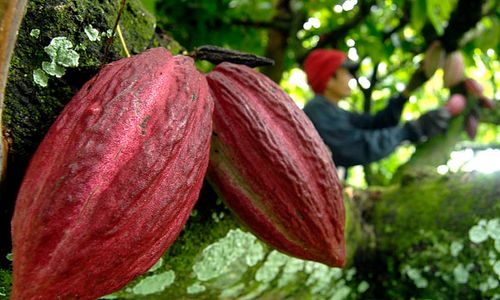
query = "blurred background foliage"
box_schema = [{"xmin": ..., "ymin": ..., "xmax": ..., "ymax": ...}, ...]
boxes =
[{"xmin": 141, "ymin": 0, "xmax": 499, "ymax": 187}]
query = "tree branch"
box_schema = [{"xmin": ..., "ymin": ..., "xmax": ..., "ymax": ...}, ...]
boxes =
[
  {"xmin": 230, "ymin": 18, "xmax": 291, "ymax": 31},
  {"xmin": 260, "ymin": 0, "xmax": 292, "ymax": 83},
  {"xmin": 315, "ymin": 0, "xmax": 376, "ymax": 50},
  {"xmin": 441, "ymin": 0, "xmax": 487, "ymax": 52}
]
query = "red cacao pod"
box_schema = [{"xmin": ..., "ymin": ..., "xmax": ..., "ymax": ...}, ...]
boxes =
[
  {"xmin": 463, "ymin": 78, "xmax": 484, "ymax": 98},
  {"xmin": 423, "ymin": 40, "xmax": 445, "ymax": 78},
  {"xmin": 206, "ymin": 63, "xmax": 345, "ymax": 267},
  {"xmin": 443, "ymin": 51, "xmax": 465, "ymax": 88},
  {"xmin": 445, "ymin": 94, "xmax": 467, "ymax": 116},
  {"xmin": 465, "ymin": 114, "xmax": 478, "ymax": 140},
  {"xmin": 11, "ymin": 48, "xmax": 213, "ymax": 299}
]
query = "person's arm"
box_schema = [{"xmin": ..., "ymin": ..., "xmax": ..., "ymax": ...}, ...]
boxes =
[
  {"xmin": 304, "ymin": 101, "xmax": 412, "ymax": 167},
  {"xmin": 348, "ymin": 93, "xmax": 408, "ymax": 129},
  {"xmin": 304, "ymin": 97, "xmax": 450, "ymax": 167},
  {"xmin": 315, "ymin": 118, "xmax": 413, "ymax": 167},
  {"xmin": 312, "ymin": 109, "xmax": 451, "ymax": 167}
]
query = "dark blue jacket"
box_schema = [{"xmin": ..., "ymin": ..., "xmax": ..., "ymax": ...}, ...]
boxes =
[{"xmin": 303, "ymin": 94, "xmax": 416, "ymax": 167}]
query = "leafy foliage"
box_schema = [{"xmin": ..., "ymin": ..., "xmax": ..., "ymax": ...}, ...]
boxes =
[
  {"xmin": 154, "ymin": 0, "xmax": 271, "ymax": 53},
  {"xmin": 145, "ymin": 0, "xmax": 499, "ymax": 200}
]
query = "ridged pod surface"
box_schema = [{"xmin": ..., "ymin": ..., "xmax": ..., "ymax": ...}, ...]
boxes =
[
  {"xmin": 206, "ymin": 63, "xmax": 345, "ymax": 267},
  {"xmin": 443, "ymin": 51, "xmax": 465, "ymax": 88},
  {"xmin": 11, "ymin": 48, "xmax": 213, "ymax": 299}
]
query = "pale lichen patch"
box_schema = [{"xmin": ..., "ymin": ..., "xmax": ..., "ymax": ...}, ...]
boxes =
[
  {"xmin": 192, "ymin": 229, "xmax": 264, "ymax": 281},
  {"xmin": 44, "ymin": 37, "xmax": 79, "ymax": 68},
  {"xmin": 219, "ymin": 283, "xmax": 246, "ymax": 299},
  {"xmin": 186, "ymin": 282, "xmax": 206, "ymax": 294},
  {"xmin": 84, "ymin": 24, "xmax": 101, "ymax": 41},
  {"xmin": 131, "ymin": 270, "xmax": 175, "ymax": 295},
  {"xmin": 32, "ymin": 36, "xmax": 80, "ymax": 86},
  {"xmin": 30, "ymin": 29, "xmax": 40, "ymax": 39},
  {"xmin": 255, "ymin": 250, "xmax": 288, "ymax": 283},
  {"xmin": 41, "ymin": 61, "xmax": 65, "ymax": 78},
  {"xmin": 33, "ymin": 69, "xmax": 48, "ymax": 87},
  {"xmin": 453, "ymin": 263, "xmax": 470, "ymax": 284}
]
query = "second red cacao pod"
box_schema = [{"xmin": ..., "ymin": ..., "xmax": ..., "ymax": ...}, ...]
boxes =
[
  {"xmin": 11, "ymin": 48, "xmax": 213, "ymax": 299},
  {"xmin": 206, "ymin": 63, "xmax": 345, "ymax": 267},
  {"xmin": 443, "ymin": 51, "xmax": 465, "ymax": 88}
]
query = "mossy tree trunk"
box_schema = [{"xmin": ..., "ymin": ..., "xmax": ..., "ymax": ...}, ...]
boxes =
[{"xmin": 1, "ymin": 0, "xmax": 499, "ymax": 299}]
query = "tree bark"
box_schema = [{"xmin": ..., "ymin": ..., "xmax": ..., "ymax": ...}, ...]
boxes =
[{"xmin": 260, "ymin": 0, "xmax": 291, "ymax": 83}]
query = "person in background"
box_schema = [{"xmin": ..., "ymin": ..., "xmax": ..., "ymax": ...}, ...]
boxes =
[{"xmin": 302, "ymin": 49, "xmax": 450, "ymax": 170}]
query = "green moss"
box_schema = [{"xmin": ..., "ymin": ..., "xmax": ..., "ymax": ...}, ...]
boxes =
[
  {"xmin": 371, "ymin": 171, "xmax": 500, "ymax": 299},
  {"xmin": 393, "ymin": 117, "xmax": 466, "ymax": 183},
  {"xmin": 343, "ymin": 190, "xmax": 372, "ymax": 265},
  {"xmin": 374, "ymin": 171, "xmax": 500, "ymax": 253},
  {"xmin": 0, "ymin": 268, "xmax": 12, "ymax": 298}
]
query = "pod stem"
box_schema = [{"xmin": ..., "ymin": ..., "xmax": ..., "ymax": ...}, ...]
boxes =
[{"xmin": 191, "ymin": 45, "xmax": 274, "ymax": 68}]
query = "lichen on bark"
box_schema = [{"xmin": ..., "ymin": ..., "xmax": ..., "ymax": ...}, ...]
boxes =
[{"xmin": 3, "ymin": 0, "xmax": 159, "ymax": 160}]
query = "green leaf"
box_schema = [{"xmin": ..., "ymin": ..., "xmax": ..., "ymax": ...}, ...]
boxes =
[
  {"xmin": 426, "ymin": 0, "xmax": 455, "ymax": 35},
  {"xmin": 140, "ymin": 0, "xmax": 157, "ymax": 14},
  {"xmin": 411, "ymin": 0, "xmax": 427, "ymax": 32},
  {"xmin": 475, "ymin": 17, "xmax": 500, "ymax": 51}
]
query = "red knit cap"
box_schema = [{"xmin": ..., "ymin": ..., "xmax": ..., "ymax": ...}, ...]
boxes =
[{"xmin": 303, "ymin": 49, "xmax": 347, "ymax": 94}]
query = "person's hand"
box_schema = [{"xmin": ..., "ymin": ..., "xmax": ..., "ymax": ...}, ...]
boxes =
[{"xmin": 407, "ymin": 108, "xmax": 451, "ymax": 142}]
